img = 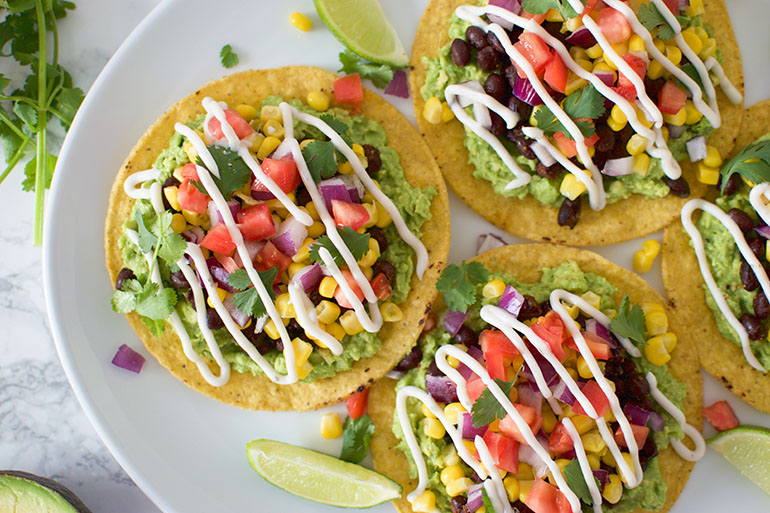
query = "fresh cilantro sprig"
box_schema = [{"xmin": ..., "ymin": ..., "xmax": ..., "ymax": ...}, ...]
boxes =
[
  {"xmin": 135, "ymin": 209, "xmax": 188, "ymax": 268},
  {"xmin": 194, "ymin": 146, "xmax": 251, "ymax": 199},
  {"xmin": 720, "ymin": 139, "xmax": 770, "ymax": 192},
  {"xmin": 340, "ymin": 414, "xmax": 375, "ymax": 464},
  {"xmin": 471, "ymin": 376, "xmax": 519, "ymax": 428},
  {"xmin": 521, "ymin": 0, "xmax": 580, "ymax": 20},
  {"xmin": 638, "ymin": 2, "xmax": 690, "ymax": 40},
  {"xmin": 111, "ymin": 279, "xmax": 177, "ymax": 325},
  {"xmin": 338, "ymin": 50, "xmax": 394, "ymax": 89},
  {"xmin": 0, "ymin": 0, "xmax": 85, "ymax": 246},
  {"xmin": 533, "ymin": 85, "xmax": 605, "ymax": 141},
  {"xmin": 309, "ymin": 227, "xmax": 370, "ymax": 266},
  {"xmin": 301, "ymin": 140, "xmax": 338, "ymax": 183},
  {"xmin": 562, "ymin": 459, "xmax": 601, "ymax": 505},
  {"xmin": 610, "ymin": 295, "xmax": 647, "ymax": 348},
  {"xmin": 219, "ymin": 44, "xmax": 239, "ymax": 68},
  {"xmin": 227, "ymin": 267, "xmax": 279, "ymax": 318},
  {"xmin": 481, "ymin": 488, "xmax": 497, "ymax": 513},
  {"xmin": 436, "ymin": 261, "xmax": 489, "ymax": 313}
]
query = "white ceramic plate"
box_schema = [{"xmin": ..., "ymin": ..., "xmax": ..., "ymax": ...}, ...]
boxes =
[{"xmin": 44, "ymin": 0, "xmax": 770, "ymax": 512}]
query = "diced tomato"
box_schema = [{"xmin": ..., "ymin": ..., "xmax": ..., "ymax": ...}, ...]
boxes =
[
  {"xmin": 177, "ymin": 178, "xmax": 209, "ymax": 214},
  {"xmin": 200, "ymin": 223, "xmax": 237, "ymax": 256},
  {"xmin": 661, "ymin": 0, "xmax": 679, "ymax": 14},
  {"xmin": 514, "ymin": 33, "xmax": 553, "ymax": 78},
  {"xmin": 207, "ymin": 108, "xmax": 255, "ymax": 141},
  {"xmin": 658, "ymin": 80, "xmax": 688, "ymax": 115},
  {"xmin": 180, "ymin": 163, "xmax": 199, "ymax": 180},
  {"xmin": 480, "ymin": 329, "xmax": 520, "ymax": 381},
  {"xmin": 572, "ymin": 380, "xmax": 611, "ymax": 417},
  {"xmin": 548, "ymin": 421, "xmax": 575, "ymax": 456},
  {"xmin": 543, "ymin": 52, "xmax": 568, "ymax": 93},
  {"xmin": 612, "ymin": 85, "xmax": 637, "ymax": 102},
  {"xmin": 334, "ymin": 269, "xmax": 366, "ymax": 309},
  {"xmin": 482, "ymin": 431, "xmax": 519, "ymax": 474},
  {"xmin": 566, "ymin": 331, "xmax": 612, "ymax": 360},
  {"xmin": 582, "ymin": 0, "xmax": 601, "ymax": 15},
  {"xmin": 617, "ymin": 53, "xmax": 648, "ymax": 89},
  {"xmin": 332, "ymin": 199, "xmax": 370, "ymax": 231},
  {"xmin": 614, "ymin": 423, "xmax": 650, "ymax": 448},
  {"xmin": 499, "ymin": 403, "xmax": 543, "ymax": 444},
  {"xmin": 467, "ymin": 376, "xmax": 488, "ymax": 404},
  {"xmin": 252, "ymin": 156, "xmax": 301, "ymax": 195},
  {"xmin": 334, "ymin": 73, "xmax": 364, "ymax": 105},
  {"xmin": 702, "ymin": 400, "xmax": 740, "ymax": 431},
  {"xmin": 553, "ymin": 132, "xmax": 578, "ymax": 158},
  {"xmin": 520, "ymin": 11, "xmax": 546, "ymax": 24},
  {"xmin": 216, "ymin": 255, "xmax": 239, "ymax": 273},
  {"xmin": 525, "ymin": 478, "xmax": 572, "ymax": 513},
  {"xmin": 236, "ymin": 203, "xmax": 276, "ymax": 241},
  {"xmin": 345, "ymin": 388, "xmax": 369, "ymax": 420},
  {"xmin": 370, "ymin": 273, "xmax": 392, "ymax": 301},
  {"xmin": 255, "ymin": 240, "xmax": 292, "ymax": 275},
  {"xmin": 531, "ymin": 311, "xmax": 569, "ymax": 361},
  {"xmin": 596, "ymin": 8, "xmax": 632, "ymax": 44}
]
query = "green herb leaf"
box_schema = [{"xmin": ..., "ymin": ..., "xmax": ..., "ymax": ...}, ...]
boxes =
[
  {"xmin": 12, "ymin": 101, "xmax": 37, "ymax": 129},
  {"xmin": 195, "ymin": 145, "xmax": 251, "ymax": 199},
  {"xmin": 638, "ymin": 3, "xmax": 690, "ymax": 40},
  {"xmin": 436, "ymin": 261, "xmax": 489, "ymax": 313},
  {"xmin": 135, "ymin": 282, "xmax": 177, "ymax": 320},
  {"xmin": 227, "ymin": 267, "xmax": 279, "ymax": 318},
  {"xmin": 219, "ymin": 44, "xmax": 239, "ymax": 69},
  {"xmin": 111, "ymin": 289, "xmax": 137, "ymax": 314},
  {"xmin": 21, "ymin": 151, "xmax": 56, "ymax": 191},
  {"xmin": 135, "ymin": 210, "xmax": 157, "ymax": 254},
  {"xmin": 610, "ymin": 295, "xmax": 647, "ymax": 348},
  {"xmin": 309, "ymin": 227, "xmax": 371, "ymax": 266},
  {"xmin": 319, "ymin": 113, "xmax": 349, "ymax": 138},
  {"xmin": 521, "ymin": 0, "xmax": 580, "ymax": 19},
  {"xmin": 534, "ymin": 85, "xmax": 603, "ymax": 141},
  {"xmin": 53, "ymin": 85, "xmax": 84, "ymax": 125},
  {"xmin": 301, "ymin": 140, "xmax": 338, "ymax": 183},
  {"xmin": 472, "ymin": 377, "xmax": 518, "ymax": 428},
  {"xmin": 720, "ymin": 139, "xmax": 770, "ymax": 192},
  {"xmin": 340, "ymin": 414, "xmax": 376, "ymax": 464},
  {"xmin": 338, "ymin": 50, "xmax": 394, "ymax": 89},
  {"xmin": 563, "ymin": 459, "xmax": 600, "ymax": 505},
  {"xmin": 141, "ymin": 316, "xmax": 167, "ymax": 338},
  {"xmin": 482, "ymin": 488, "xmax": 497, "ymax": 513}
]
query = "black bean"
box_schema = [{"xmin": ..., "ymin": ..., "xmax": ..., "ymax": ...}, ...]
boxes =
[
  {"xmin": 163, "ymin": 176, "xmax": 180, "ymax": 188},
  {"xmin": 287, "ymin": 319, "xmax": 304, "ymax": 339},
  {"xmin": 644, "ymin": 77, "xmax": 666, "ymax": 100},
  {"xmin": 518, "ymin": 294, "xmax": 542, "ymax": 321},
  {"xmin": 741, "ymin": 261, "xmax": 760, "ymax": 291},
  {"xmin": 592, "ymin": 151, "xmax": 610, "ymax": 171},
  {"xmin": 451, "ymin": 38, "xmax": 471, "ymax": 67},
  {"xmin": 610, "ymin": 124, "xmax": 637, "ymax": 159},
  {"xmin": 663, "ymin": 176, "xmax": 690, "ymax": 198},
  {"xmin": 451, "ymin": 495, "xmax": 469, "ymax": 513},
  {"xmin": 749, "ymin": 238, "xmax": 766, "ymax": 260},
  {"xmin": 503, "ymin": 65, "xmax": 519, "ymax": 88},
  {"xmin": 368, "ymin": 226, "xmax": 389, "ymax": 253},
  {"xmin": 507, "ymin": 95, "xmax": 532, "ymax": 122},
  {"xmin": 558, "ymin": 196, "xmax": 582, "ymax": 228},
  {"xmin": 484, "ymin": 73, "xmax": 507, "ymax": 102},
  {"xmin": 274, "ymin": 339, "xmax": 284, "ymax": 352},
  {"xmin": 169, "ymin": 270, "xmax": 189, "ymax": 289},
  {"xmin": 476, "ymin": 46, "xmax": 499, "ymax": 72},
  {"xmin": 296, "ymin": 187, "xmax": 312, "ymax": 206},
  {"xmin": 466, "ymin": 26, "xmax": 488, "ymax": 49},
  {"xmin": 184, "ymin": 289, "xmax": 195, "ymax": 303},
  {"xmin": 741, "ymin": 313, "xmax": 766, "ymax": 340},
  {"xmin": 363, "ymin": 144, "xmax": 382, "ymax": 174},
  {"xmin": 373, "ymin": 260, "xmax": 396, "ymax": 284},
  {"xmin": 395, "ymin": 344, "xmax": 422, "ymax": 372},
  {"xmin": 722, "ymin": 173, "xmax": 742, "ymax": 196},
  {"xmin": 489, "ymin": 111, "xmax": 506, "ymax": 137},
  {"xmin": 728, "ymin": 208, "xmax": 754, "ymax": 233},
  {"xmin": 115, "ymin": 268, "xmax": 136, "ymax": 291},
  {"xmin": 427, "ymin": 360, "xmax": 443, "ymax": 377},
  {"xmin": 506, "ymin": 127, "xmax": 536, "ymax": 159},
  {"xmin": 453, "ymin": 325, "xmax": 479, "ymax": 348},
  {"xmin": 207, "ymin": 308, "xmax": 224, "ymax": 330},
  {"xmin": 242, "ymin": 322, "xmax": 272, "ymax": 354},
  {"xmin": 594, "ymin": 125, "xmax": 616, "ymax": 153},
  {"xmin": 754, "ymin": 291, "xmax": 770, "ymax": 319},
  {"xmin": 536, "ymin": 161, "xmax": 563, "ymax": 180},
  {"xmin": 308, "ymin": 290, "xmax": 324, "ymax": 306},
  {"xmin": 487, "ymin": 31, "xmax": 506, "ymax": 53}
]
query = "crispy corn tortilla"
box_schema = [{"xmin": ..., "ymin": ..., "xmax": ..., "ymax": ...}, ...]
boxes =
[
  {"xmin": 410, "ymin": 0, "xmax": 744, "ymax": 245},
  {"xmin": 104, "ymin": 66, "xmax": 450, "ymax": 411},
  {"xmin": 663, "ymin": 100, "xmax": 770, "ymax": 413},
  {"xmin": 371, "ymin": 243, "xmax": 702, "ymax": 513}
]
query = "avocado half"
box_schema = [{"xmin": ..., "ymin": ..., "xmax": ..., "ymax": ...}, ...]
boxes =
[{"xmin": 0, "ymin": 471, "xmax": 93, "ymax": 513}]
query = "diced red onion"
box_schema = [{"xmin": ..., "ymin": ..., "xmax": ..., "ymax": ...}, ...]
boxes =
[
  {"xmin": 206, "ymin": 257, "xmax": 234, "ymax": 292},
  {"xmin": 602, "ymin": 156, "xmax": 635, "ymax": 176},
  {"xmin": 755, "ymin": 225, "xmax": 770, "ymax": 240},
  {"xmin": 594, "ymin": 70, "xmax": 616, "ymax": 87},
  {"xmin": 223, "ymin": 295, "xmax": 250, "ymax": 328},
  {"xmin": 207, "ymin": 199, "xmax": 241, "ymax": 226},
  {"xmin": 338, "ymin": 174, "xmax": 365, "ymax": 203},
  {"xmin": 648, "ymin": 410, "xmax": 665, "ymax": 432},
  {"xmin": 457, "ymin": 81, "xmax": 484, "ymax": 108},
  {"xmin": 585, "ymin": 319, "xmax": 616, "ymax": 348},
  {"xmin": 561, "ymin": 449, "xmax": 577, "ymax": 460},
  {"xmin": 294, "ymin": 263, "xmax": 323, "ymax": 293},
  {"xmin": 111, "ymin": 344, "xmax": 145, "ymax": 373},
  {"xmin": 686, "ymin": 135, "xmax": 708, "ymax": 163},
  {"xmin": 592, "ymin": 469, "xmax": 609, "ymax": 490},
  {"xmin": 233, "ymin": 240, "xmax": 265, "ymax": 268},
  {"xmin": 442, "ymin": 309, "xmax": 468, "ymax": 336},
  {"xmin": 426, "ymin": 375, "xmax": 459, "ymax": 403},
  {"xmin": 551, "ymin": 379, "xmax": 576, "ymax": 406},
  {"xmin": 498, "ymin": 285, "xmax": 525, "ymax": 317},
  {"xmin": 477, "ymin": 233, "xmax": 507, "ymax": 255},
  {"xmin": 271, "ymin": 217, "xmax": 308, "ymax": 257},
  {"xmin": 518, "ymin": 443, "xmax": 550, "ymax": 478},
  {"xmin": 251, "ymin": 189, "xmax": 275, "ymax": 201},
  {"xmin": 384, "ymin": 69, "xmax": 409, "ymax": 98},
  {"xmin": 459, "ymin": 412, "xmax": 489, "ymax": 440},
  {"xmin": 318, "ymin": 177, "xmax": 352, "ymax": 212},
  {"xmin": 517, "ymin": 381, "xmax": 543, "ymax": 415},
  {"xmin": 530, "ymin": 141, "xmax": 556, "ymax": 167},
  {"xmin": 666, "ymin": 123, "xmax": 685, "ymax": 139},
  {"xmin": 521, "ymin": 351, "xmax": 559, "ymax": 386},
  {"xmin": 513, "ymin": 75, "xmax": 543, "ymax": 106},
  {"xmin": 565, "ymin": 26, "xmax": 597, "ymax": 48},
  {"xmin": 216, "ymin": 255, "xmax": 239, "ymax": 273},
  {"xmin": 488, "ymin": 0, "xmax": 521, "ymax": 29},
  {"xmin": 466, "ymin": 483, "xmax": 485, "ymax": 512},
  {"xmin": 181, "ymin": 226, "xmax": 204, "ymax": 244},
  {"xmin": 677, "ymin": 0, "xmax": 690, "ymax": 12},
  {"xmin": 623, "ymin": 404, "xmax": 665, "ymax": 432},
  {"xmin": 458, "ymin": 346, "xmax": 485, "ymax": 380}
]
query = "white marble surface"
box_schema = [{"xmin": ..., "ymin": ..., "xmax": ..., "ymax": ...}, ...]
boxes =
[{"xmin": 1, "ymin": 1, "xmax": 163, "ymax": 511}]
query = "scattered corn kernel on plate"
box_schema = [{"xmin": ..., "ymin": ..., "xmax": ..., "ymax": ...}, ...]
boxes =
[{"xmin": 42, "ymin": 0, "xmax": 770, "ymax": 512}]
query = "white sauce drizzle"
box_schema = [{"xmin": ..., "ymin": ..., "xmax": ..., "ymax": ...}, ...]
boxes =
[
  {"xmin": 750, "ymin": 183, "xmax": 770, "ymax": 226},
  {"xmin": 646, "ymin": 372, "xmax": 706, "ymax": 461},
  {"xmin": 705, "ymin": 57, "xmax": 743, "ymax": 105},
  {"xmin": 561, "ymin": 417, "xmax": 602, "ymax": 513}
]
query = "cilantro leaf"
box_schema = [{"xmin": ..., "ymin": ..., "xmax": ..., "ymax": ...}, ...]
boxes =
[
  {"xmin": 472, "ymin": 377, "xmax": 518, "ymax": 428},
  {"xmin": 111, "ymin": 289, "xmax": 137, "ymax": 314},
  {"xmin": 301, "ymin": 140, "xmax": 338, "ymax": 183},
  {"xmin": 141, "ymin": 316, "xmax": 167, "ymax": 338},
  {"xmin": 563, "ymin": 459, "xmax": 600, "ymax": 505},
  {"xmin": 562, "ymin": 85, "xmax": 605, "ymax": 121},
  {"xmin": 21, "ymin": 151, "xmax": 56, "ymax": 191},
  {"xmin": 319, "ymin": 113, "xmax": 349, "ymax": 137},
  {"xmin": 53, "ymin": 86, "xmax": 84, "ymax": 125},
  {"xmin": 437, "ymin": 261, "xmax": 489, "ymax": 312},
  {"xmin": 482, "ymin": 488, "xmax": 497, "ymax": 513},
  {"xmin": 135, "ymin": 210, "xmax": 157, "ymax": 254},
  {"xmin": 720, "ymin": 139, "xmax": 770, "ymax": 192},
  {"xmin": 134, "ymin": 210, "xmax": 187, "ymax": 267},
  {"xmin": 638, "ymin": 3, "xmax": 690, "ymax": 40},
  {"xmin": 610, "ymin": 295, "xmax": 647, "ymax": 348},
  {"xmin": 227, "ymin": 267, "xmax": 279, "ymax": 318},
  {"xmin": 219, "ymin": 44, "xmax": 239, "ymax": 69},
  {"xmin": 195, "ymin": 146, "xmax": 251, "ymax": 199},
  {"xmin": 12, "ymin": 100, "xmax": 37, "ymax": 129},
  {"xmin": 309, "ymin": 227, "xmax": 371, "ymax": 266},
  {"xmin": 678, "ymin": 63, "xmax": 704, "ymax": 92},
  {"xmin": 338, "ymin": 50, "xmax": 394, "ymax": 89},
  {"xmin": 521, "ymin": 0, "xmax": 580, "ymax": 19},
  {"xmin": 340, "ymin": 414, "xmax": 376, "ymax": 464},
  {"xmin": 135, "ymin": 282, "xmax": 177, "ymax": 320},
  {"xmin": 534, "ymin": 105, "xmax": 595, "ymax": 141}
]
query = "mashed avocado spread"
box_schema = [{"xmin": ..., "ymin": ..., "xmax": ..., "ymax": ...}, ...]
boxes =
[
  {"xmin": 119, "ymin": 97, "xmax": 435, "ymax": 382},
  {"xmin": 392, "ymin": 262, "xmax": 686, "ymax": 513}
]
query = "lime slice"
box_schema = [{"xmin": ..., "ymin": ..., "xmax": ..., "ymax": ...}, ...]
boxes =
[
  {"xmin": 246, "ymin": 439, "xmax": 402, "ymax": 508},
  {"xmin": 707, "ymin": 425, "xmax": 770, "ymax": 495},
  {"xmin": 313, "ymin": 0, "xmax": 408, "ymax": 67}
]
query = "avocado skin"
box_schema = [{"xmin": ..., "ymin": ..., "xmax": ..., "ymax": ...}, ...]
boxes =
[{"xmin": 0, "ymin": 471, "xmax": 93, "ymax": 513}]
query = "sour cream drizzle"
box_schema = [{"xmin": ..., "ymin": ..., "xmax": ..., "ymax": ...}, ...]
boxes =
[
  {"xmin": 646, "ymin": 372, "xmax": 706, "ymax": 461},
  {"xmin": 681, "ymin": 199, "xmax": 768, "ymax": 372}
]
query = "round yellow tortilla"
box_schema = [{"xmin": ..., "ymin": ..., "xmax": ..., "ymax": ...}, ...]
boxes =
[
  {"xmin": 410, "ymin": 0, "xmax": 744, "ymax": 245},
  {"xmin": 104, "ymin": 66, "xmax": 450, "ymax": 411},
  {"xmin": 663, "ymin": 100, "xmax": 770, "ymax": 414},
  {"xmin": 370, "ymin": 243, "xmax": 702, "ymax": 513}
]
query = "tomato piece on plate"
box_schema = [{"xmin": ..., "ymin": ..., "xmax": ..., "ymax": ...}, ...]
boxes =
[
  {"xmin": 611, "ymin": 85, "xmax": 637, "ymax": 102},
  {"xmin": 334, "ymin": 74, "xmax": 364, "ymax": 105},
  {"xmin": 334, "ymin": 269, "xmax": 366, "ymax": 309},
  {"xmin": 177, "ymin": 178, "xmax": 209, "ymax": 214},
  {"xmin": 499, "ymin": 403, "xmax": 543, "ymax": 444},
  {"xmin": 253, "ymin": 156, "xmax": 301, "ymax": 195},
  {"xmin": 520, "ymin": 11, "xmax": 546, "ymax": 24},
  {"xmin": 553, "ymin": 132, "xmax": 578, "ymax": 158},
  {"xmin": 531, "ymin": 311, "xmax": 569, "ymax": 361},
  {"xmin": 514, "ymin": 32, "xmax": 553, "ymax": 78},
  {"xmin": 548, "ymin": 421, "xmax": 575, "ymax": 456},
  {"xmin": 207, "ymin": 108, "xmax": 255, "ymax": 141},
  {"xmin": 572, "ymin": 380, "xmax": 610, "ymax": 417},
  {"xmin": 256, "ymin": 241, "xmax": 292, "ymax": 275},
  {"xmin": 617, "ymin": 53, "xmax": 648, "ymax": 89},
  {"xmin": 582, "ymin": 0, "xmax": 600, "ymax": 15},
  {"xmin": 702, "ymin": 400, "xmax": 739, "ymax": 431},
  {"xmin": 370, "ymin": 273, "xmax": 392, "ymax": 301},
  {"xmin": 200, "ymin": 223, "xmax": 237, "ymax": 256},
  {"xmin": 481, "ymin": 431, "xmax": 519, "ymax": 474},
  {"xmin": 180, "ymin": 162, "xmax": 199, "ymax": 180},
  {"xmin": 345, "ymin": 388, "xmax": 369, "ymax": 419},
  {"xmin": 661, "ymin": 0, "xmax": 679, "ymax": 14},
  {"xmin": 466, "ymin": 376, "xmax": 488, "ymax": 404},
  {"xmin": 544, "ymin": 52, "xmax": 568, "ymax": 93},
  {"xmin": 596, "ymin": 8, "xmax": 632, "ymax": 44},
  {"xmin": 236, "ymin": 203, "xmax": 276, "ymax": 241},
  {"xmin": 658, "ymin": 80, "xmax": 688, "ymax": 115},
  {"xmin": 566, "ymin": 331, "xmax": 612, "ymax": 360},
  {"xmin": 331, "ymin": 199, "xmax": 370, "ymax": 231},
  {"xmin": 480, "ymin": 329, "xmax": 519, "ymax": 381},
  {"xmin": 614, "ymin": 423, "xmax": 650, "ymax": 448},
  {"xmin": 526, "ymin": 478, "xmax": 571, "ymax": 513}
]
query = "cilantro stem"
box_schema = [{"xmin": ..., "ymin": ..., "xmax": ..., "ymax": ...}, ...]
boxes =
[
  {"xmin": 0, "ymin": 139, "xmax": 31, "ymax": 185},
  {"xmin": 0, "ymin": 109, "xmax": 29, "ymax": 141},
  {"xmin": 33, "ymin": 0, "xmax": 48, "ymax": 247}
]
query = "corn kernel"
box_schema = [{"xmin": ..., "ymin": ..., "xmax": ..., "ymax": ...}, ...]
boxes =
[
  {"xmin": 634, "ymin": 106, "xmax": 654, "ymax": 129},
  {"xmin": 421, "ymin": 403, "xmax": 436, "ymax": 419},
  {"xmin": 291, "ymin": 238, "xmax": 313, "ymax": 263},
  {"xmin": 564, "ymin": 74, "xmax": 588, "ymax": 96},
  {"xmin": 260, "ymin": 105, "xmax": 282, "ymax": 121},
  {"xmin": 577, "ymin": 355, "xmax": 593, "ymax": 379},
  {"xmin": 503, "ymin": 476, "xmax": 520, "ymax": 503},
  {"xmin": 438, "ymin": 403, "xmax": 464, "ymax": 425},
  {"xmin": 319, "ymin": 276, "xmax": 337, "ymax": 298},
  {"xmin": 340, "ymin": 310, "xmax": 364, "ymax": 335},
  {"xmin": 424, "ymin": 417, "xmax": 446, "ymax": 439},
  {"xmin": 181, "ymin": 209, "xmax": 206, "ymax": 227},
  {"xmin": 702, "ymin": 145, "xmax": 723, "ymax": 169},
  {"xmin": 647, "ymin": 60, "xmax": 664, "ymax": 80},
  {"xmin": 529, "ymin": 105, "xmax": 543, "ymax": 126},
  {"xmin": 646, "ymin": 309, "xmax": 668, "ymax": 336},
  {"xmin": 681, "ymin": 29, "xmax": 703, "ymax": 55},
  {"xmin": 587, "ymin": 453, "xmax": 601, "ymax": 470},
  {"xmin": 303, "ymin": 91, "xmax": 329, "ymax": 113},
  {"xmin": 375, "ymin": 201, "xmax": 392, "ymax": 228},
  {"xmin": 619, "ymin": 453, "xmax": 635, "ymax": 484},
  {"xmin": 634, "ymin": 249, "xmax": 656, "ymax": 274},
  {"xmin": 684, "ymin": 101, "xmax": 703, "ymax": 125},
  {"xmin": 382, "ymin": 302, "xmax": 403, "ymax": 323},
  {"xmin": 169, "ymin": 212, "xmax": 186, "ymax": 233},
  {"xmin": 608, "ymin": 116, "xmax": 627, "ymax": 132},
  {"xmin": 518, "ymin": 480, "xmax": 534, "ymax": 503},
  {"xmin": 578, "ymin": 292, "xmax": 601, "ymax": 312},
  {"xmin": 567, "ymin": 367, "xmax": 579, "ymax": 381},
  {"xmin": 482, "ymin": 279, "xmax": 507, "ymax": 298},
  {"xmin": 291, "ymin": 338, "xmax": 313, "ymax": 367},
  {"xmin": 545, "ymin": 7, "xmax": 563, "ymax": 22},
  {"xmin": 560, "ymin": 173, "xmax": 587, "ymax": 201},
  {"xmin": 289, "ymin": 11, "xmax": 312, "ymax": 31},
  {"xmin": 632, "ymin": 153, "xmax": 651, "ymax": 176},
  {"xmin": 582, "ymin": 430, "xmax": 607, "ymax": 453},
  {"xmin": 663, "ymin": 107, "xmax": 687, "ymax": 127},
  {"xmin": 441, "ymin": 465, "xmax": 465, "ymax": 486},
  {"xmin": 542, "ymin": 408, "xmax": 557, "ymax": 434},
  {"xmin": 447, "ymin": 477, "xmax": 472, "ymax": 497},
  {"xmin": 517, "ymin": 463, "xmax": 534, "ymax": 480},
  {"xmin": 320, "ymin": 413, "xmax": 342, "ymax": 439},
  {"xmin": 572, "ymin": 415, "xmax": 594, "ymax": 434},
  {"xmin": 261, "ymin": 119, "xmax": 284, "ymax": 139},
  {"xmin": 665, "ymin": 45, "xmax": 682, "ymax": 65},
  {"xmin": 685, "ymin": 0, "xmax": 705, "ymax": 17},
  {"xmin": 316, "ymin": 300, "xmax": 341, "ymax": 324},
  {"xmin": 323, "ymin": 322, "xmax": 343, "ymax": 341},
  {"xmin": 462, "ymin": 440, "xmax": 477, "ymax": 457},
  {"xmin": 568, "ymin": 46, "xmax": 587, "ymax": 62},
  {"xmin": 257, "ymin": 136, "xmax": 282, "ymax": 160},
  {"xmin": 701, "ymin": 37, "xmax": 717, "ymax": 58},
  {"xmin": 443, "ymin": 447, "xmax": 460, "ymax": 467},
  {"xmin": 602, "ymin": 53, "xmax": 618, "ymax": 71},
  {"xmin": 586, "ymin": 44, "xmax": 603, "ymax": 59},
  {"xmin": 337, "ymin": 160, "xmax": 353, "ymax": 175},
  {"xmin": 626, "ymin": 134, "xmax": 648, "ymax": 156},
  {"xmin": 275, "ymin": 293, "xmax": 296, "ymax": 318},
  {"xmin": 232, "ymin": 104, "xmax": 257, "ymax": 122},
  {"xmin": 305, "ymin": 221, "xmax": 324, "ymax": 239},
  {"xmin": 603, "ymin": 474, "xmax": 623, "ymax": 504},
  {"xmin": 264, "ymin": 319, "xmax": 280, "ymax": 340},
  {"xmin": 628, "ymin": 34, "xmax": 645, "ymax": 53},
  {"xmin": 563, "ymin": 302, "xmax": 579, "ymax": 319},
  {"xmin": 412, "ymin": 490, "xmax": 436, "ymax": 513},
  {"xmin": 206, "ymin": 287, "xmax": 227, "ymax": 309},
  {"xmin": 645, "ymin": 334, "xmax": 671, "ymax": 366},
  {"xmin": 423, "ymin": 97, "xmax": 443, "ymax": 124},
  {"xmin": 163, "ymin": 186, "xmax": 181, "ymax": 211},
  {"xmin": 441, "ymin": 101, "xmax": 455, "ymax": 122},
  {"xmin": 610, "ymin": 104, "xmax": 627, "ymax": 125}
]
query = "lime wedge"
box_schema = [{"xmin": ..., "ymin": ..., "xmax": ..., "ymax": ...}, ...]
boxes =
[
  {"xmin": 707, "ymin": 425, "xmax": 770, "ymax": 495},
  {"xmin": 246, "ymin": 439, "xmax": 402, "ymax": 508},
  {"xmin": 313, "ymin": 0, "xmax": 408, "ymax": 67}
]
